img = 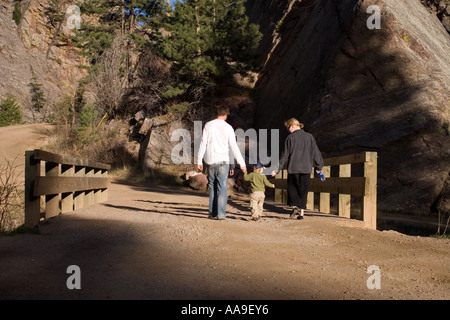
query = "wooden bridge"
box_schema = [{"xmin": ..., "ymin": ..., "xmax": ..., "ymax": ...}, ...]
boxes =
[
  {"xmin": 272, "ymin": 152, "xmax": 377, "ymax": 230},
  {"xmin": 24, "ymin": 149, "xmax": 377, "ymax": 230},
  {"xmin": 24, "ymin": 149, "xmax": 111, "ymax": 228}
]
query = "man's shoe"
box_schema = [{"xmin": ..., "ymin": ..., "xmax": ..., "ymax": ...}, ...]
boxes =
[{"xmin": 297, "ymin": 215, "xmax": 304, "ymax": 220}]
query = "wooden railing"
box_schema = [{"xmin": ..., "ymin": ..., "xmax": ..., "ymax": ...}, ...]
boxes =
[
  {"xmin": 24, "ymin": 149, "xmax": 111, "ymax": 228},
  {"xmin": 272, "ymin": 152, "xmax": 377, "ymax": 229}
]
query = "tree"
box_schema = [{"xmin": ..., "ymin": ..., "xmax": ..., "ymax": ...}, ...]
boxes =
[
  {"xmin": 0, "ymin": 94, "xmax": 22, "ymax": 127},
  {"xmin": 156, "ymin": 0, "xmax": 262, "ymax": 86},
  {"xmin": 74, "ymin": 104, "xmax": 98, "ymax": 143},
  {"xmin": 73, "ymin": 0, "xmax": 165, "ymax": 65},
  {"xmin": 29, "ymin": 74, "xmax": 46, "ymax": 121},
  {"xmin": 90, "ymin": 36, "xmax": 129, "ymax": 118}
]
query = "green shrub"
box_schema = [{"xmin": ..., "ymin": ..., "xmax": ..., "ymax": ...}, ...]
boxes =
[
  {"xmin": 0, "ymin": 94, "xmax": 22, "ymax": 127},
  {"xmin": 74, "ymin": 104, "xmax": 98, "ymax": 143},
  {"xmin": 13, "ymin": 2, "xmax": 21, "ymax": 26}
]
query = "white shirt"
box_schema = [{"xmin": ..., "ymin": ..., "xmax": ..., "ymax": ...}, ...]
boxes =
[{"xmin": 196, "ymin": 119, "xmax": 246, "ymax": 167}]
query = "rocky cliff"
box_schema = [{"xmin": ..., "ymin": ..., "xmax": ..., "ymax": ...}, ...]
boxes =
[
  {"xmin": 0, "ymin": 0, "xmax": 86, "ymax": 122},
  {"xmin": 246, "ymin": 0, "xmax": 449, "ymax": 216}
]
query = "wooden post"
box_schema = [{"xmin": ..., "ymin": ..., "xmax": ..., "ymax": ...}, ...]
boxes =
[
  {"xmin": 101, "ymin": 169, "xmax": 108, "ymax": 202},
  {"xmin": 319, "ymin": 166, "xmax": 330, "ymax": 213},
  {"xmin": 24, "ymin": 151, "xmax": 41, "ymax": 228},
  {"xmin": 45, "ymin": 162, "xmax": 60, "ymax": 219},
  {"xmin": 307, "ymin": 170, "xmax": 315, "ymax": 210},
  {"xmin": 282, "ymin": 170, "xmax": 288, "ymax": 204},
  {"xmin": 339, "ymin": 163, "xmax": 351, "ymax": 218},
  {"xmin": 362, "ymin": 152, "xmax": 377, "ymax": 229},
  {"xmin": 73, "ymin": 166, "xmax": 85, "ymax": 210},
  {"xmin": 274, "ymin": 170, "xmax": 283, "ymax": 203},
  {"xmin": 61, "ymin": 164, "xmax": 74, "ymax": 213},
  {"xmin": 93, "ymin": 168, "xmax": 101, "ymax": 204},
  {"xmin": 85, "ymin": 167, "xmax": 94, "ymax": 207}
]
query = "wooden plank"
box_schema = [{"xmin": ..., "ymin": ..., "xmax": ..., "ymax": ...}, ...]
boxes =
[
  {"xmin": 24, "ymin": 151, "xmax": 41, "ymax": 228},
  {"xmin": 33, "ymin": 149, "xmax": 111, "ymax": 170},
  {"xmin": 309, "ymin": 177, "xmax": 366, "ymax": 196},
  {"xmin": 34, "ymin": 177, "xmax": 111, "ymax": 196},
  {"xmin": 275, "ymin": 177, "xmax": 366, "ymax": 196},
  {"xmin": 323, "ymin": 152, "xmax": 371, "ymax": 166}
]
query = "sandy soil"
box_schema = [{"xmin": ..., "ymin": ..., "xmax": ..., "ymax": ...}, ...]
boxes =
[
  {"xmin": 0, "ymin": 124, "xmax": 449, "ymax": 301},
  {"xmin": 0, "ymin": 123, "xmax": 53, "ymax": 178}
]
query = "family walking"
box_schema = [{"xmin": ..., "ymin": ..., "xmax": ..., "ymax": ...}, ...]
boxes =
[{"xmin": 196, "ymin": 106, "xmax": 324, "ymax": 221}]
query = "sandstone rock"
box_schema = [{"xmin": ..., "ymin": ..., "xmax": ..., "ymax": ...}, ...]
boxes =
[
  {"xmin": 184, "ymin": 171, "xmax": 199, "ymax": 180},
  {"xmin": 188, "ymin": 173, "xmax": 208, "ymax": 190},
  {"xmin": 139, "ymin": 117, "xmax": 194, "ymax": 174}
]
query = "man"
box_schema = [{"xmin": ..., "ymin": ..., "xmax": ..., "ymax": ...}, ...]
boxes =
[
  {"xmin": 272, "ymin": 118, "xmax": 324, "ymax": 220},
  {"xmin": 197, "ymin": 106, "xmax": 247, "ymax": 220}
]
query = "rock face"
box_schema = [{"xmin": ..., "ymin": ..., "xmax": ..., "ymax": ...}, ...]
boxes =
[
  {"xmin": 421, "ymin": 0, "xmax": 450, "ymax": 33},
  {"xmin": 246, "ymin": 0, "xmax": 449, "ymax": 216},
  {"xmin": 136, "ymin": 115, "xmax": 194, "ymax": 174},
  {"xmin": 0, "ymin": 0, "xmax": 86, "ymax": 122}
]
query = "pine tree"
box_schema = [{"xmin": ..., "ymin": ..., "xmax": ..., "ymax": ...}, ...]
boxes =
[
  {"xmin": 156, "ymin": 0, "xmax": 261, "ymax": 85},
  {"xmin": 0, "ymin": 94, "xmax": 22, "ymax": 127},
  {"xmin": 73, "ymin": 0, "xmax": 165, "ymax": 65},
  {"xmin": 29, "ymin": 75, "xmax": 46, "ymax": 112}
]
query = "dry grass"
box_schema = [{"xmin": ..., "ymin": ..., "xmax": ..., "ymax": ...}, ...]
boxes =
[
  {"xmin": 0, "ymin": 157, "xmax": 24, "ymax": 233},
  {"xmin": 43, "ymin": 121, "xmax": 138, "ymax": 169}
]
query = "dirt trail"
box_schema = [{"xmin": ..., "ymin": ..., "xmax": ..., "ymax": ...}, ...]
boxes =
[
  {"xmin": 0, "ymin": 123, "xmax": 53, "ymax": 178},
  {"xmin": 0, "ymin": 124, "xmax": 449, "ymax": 300}
]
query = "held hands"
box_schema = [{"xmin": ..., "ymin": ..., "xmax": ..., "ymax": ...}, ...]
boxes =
[
  {"xmin": 271, "ymin": 171, "xmax": 277, "ymax": 177},
  {"xmin": 231, "ymin": 166, "xmax": 246, "ymax": 176}
]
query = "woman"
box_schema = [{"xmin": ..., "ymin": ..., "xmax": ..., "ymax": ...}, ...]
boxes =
[{"xmin": 272, "ymin": 118, "xmax": 324, "ymax": 219}]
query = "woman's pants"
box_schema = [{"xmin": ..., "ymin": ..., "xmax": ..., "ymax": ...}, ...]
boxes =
[{"xmin": 287, "ymin": 173, "xmax": 310, "ymax": 209}]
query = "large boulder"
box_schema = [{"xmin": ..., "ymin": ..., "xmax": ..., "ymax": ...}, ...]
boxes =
[{"xmin": 137, "ymin": 116, "xmax": 190, "ymax": 174}]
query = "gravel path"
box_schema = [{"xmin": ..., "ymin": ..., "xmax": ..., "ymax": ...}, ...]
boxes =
[
  {"xmin": 0, "ymin": 124, "xmax": 448, "ymax": 301},
  {"xmin": 0, "ymin": 179, "xmax": 448, "ymax": 300}
]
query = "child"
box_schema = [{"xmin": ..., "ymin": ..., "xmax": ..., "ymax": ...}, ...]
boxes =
[{"xmin": 243, "ymin": 162, "xmax": 275, "ymax": 221}]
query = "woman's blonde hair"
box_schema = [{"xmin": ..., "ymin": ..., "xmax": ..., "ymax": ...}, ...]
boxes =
[{"xmin": 284, "ymin": 118, "xmax": 304, "ymax": 129}]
